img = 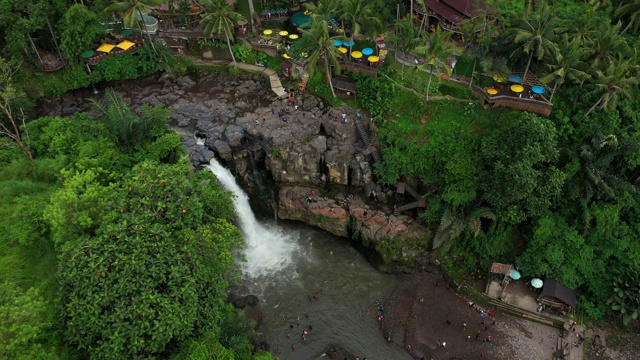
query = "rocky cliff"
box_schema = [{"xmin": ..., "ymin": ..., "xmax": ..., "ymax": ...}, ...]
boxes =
[{"xmin": 41, "ymin": 71, "xmax": 430, "ymax": 270}]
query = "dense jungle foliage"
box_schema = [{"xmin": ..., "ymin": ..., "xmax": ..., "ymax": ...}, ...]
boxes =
[{"xmin": 1, "ymin": 0, "xmax": 640, "ymax": 358}]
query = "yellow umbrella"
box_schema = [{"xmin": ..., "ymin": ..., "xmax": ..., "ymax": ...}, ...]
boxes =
[
  {"xmin": 116, "ymin": 40, "xmax": 135, "ymax": 50},
  {"xmin": 263, "ymin": 29, "xmax": 273, "ymax": 35},
  {"xmin": 289, "ymin": 34, "xmax": 299, "ymax": 40},
  {"xmin": 279, "ymin": 30, "xmax": 289, "ymax": 36},
  {"xmin": 283, "ymin": 53, "xmax": 291, "ymax": 59},
  {"xmin": 351, "ymin": 51, "xmax": 363, "ymax": 59},
  {"xmin": 97, "ymin": 43, "xmax": 116, "ymax": 53},
  {"xmin": 487, "ymin": 88, "xmax": 498, "ymax": 95},
  {"xmin": 510, "ymin": 84, "xmax": 524, "ymax": 93},
  {"xmin": 337, "ymin": 47, "xmax": 347, "ymax": 54},
  {"xmin": 493, "ymin": 74, "xmax": 507, "ymax": 83},
  {"xmin": 368, "ymin": 55, "xmax": 380, "ymax": 62}
]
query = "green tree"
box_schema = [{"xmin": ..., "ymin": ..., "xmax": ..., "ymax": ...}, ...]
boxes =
[
  {"xmin": 608, "ymin": 263, "xmax": 640, "ymax": 326},
  {"xmin": 304, "ymin": 0, "xmax": 339, "ymax": 24},
  {"xmin": 0, "ymin": 58, "xmax": 33, "ymax": 163},
  {"xmin": 432, "ymin": 206, "xmax": 495, "ymax": 251},
  {"xmin": 60, "ymin": 4, "xmax": 106, "ymax": 62},
  {"xmin": 539, "ymin": 34, "xmax": 590, "ymax": 102},
  {"xmin": 386, "ymin": 18, "xmax": 421, "ymax": 80},
  {"xmin": 104, "ymin": 0, "xmax": 164, "ymax": 53},
  {"xmin": 587, "ymin": 22, "xmax": 629, "ymax": 70},
  {"xmin": 303, "ymin": 19, "xmax": 346, "ymax": 98},
  {"xmin": 339, "ymin": 0, "xmax": 382, "ymax": 54},
  {"xmin": 615, "ymin": 0, "xmax": 640, "ymax": 35},
  {"xmin": 0, "ymin": 282, "xmax": 53, "ymax": 360},
  {"xmin": 582, "ymin": 54, "xmax": 639, "ymax": 120},
  {"xmin": 413, "ymin": 28, "xmax": 461, "ymax": 101},
  {"xmin": 508, "ymin": 0, "xmax": 559, "ymax": 82},
  {"xmin": 58, "ymin": 161, "xmax": 243, "ymax": 359},
  {"xmin": 200, "ymin": 0, "xmax": 246, "ymax": 67},
  {"xmin": 480, "ymin": 114, "xmax": 565, "ymax": 224}
]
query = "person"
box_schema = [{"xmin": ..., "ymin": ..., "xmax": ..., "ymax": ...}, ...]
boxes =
[{"xmin": 441, "ymin": 341, "xmax": 446, "ymax": 348}]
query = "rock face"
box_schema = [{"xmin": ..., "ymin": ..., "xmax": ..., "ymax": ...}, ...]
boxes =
[{"xmin": 41, "ymin": 71, "xmax": 429, "ymax": 271}]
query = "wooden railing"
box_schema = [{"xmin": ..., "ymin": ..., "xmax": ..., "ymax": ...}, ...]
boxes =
[
  {"xmin": 338, "ymin": 61, "xmax": 378, "ymax": 77},
  {"xmin": 472, "ymin": 85, "xmax": 553, "ymax": 116}
]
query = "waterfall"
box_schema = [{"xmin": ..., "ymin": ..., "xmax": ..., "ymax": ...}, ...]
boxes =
[{"xmin": 205, "ymin": 158, "xmax": 299, "ymax": 279}]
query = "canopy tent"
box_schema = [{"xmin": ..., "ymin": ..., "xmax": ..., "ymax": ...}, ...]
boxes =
[
  {"xmin": 540, "ymin": 278, "xmax": 577, "ymax": 308},
  {"xmin": 116, "ymin": 40, "xmax": 135, "ymax": 50},
  {"xmin": 96, "ymin": 43, "xmax": 116, "ymax": 53}
]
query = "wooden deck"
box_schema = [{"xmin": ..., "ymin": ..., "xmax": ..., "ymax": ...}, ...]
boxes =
[{"xmin": 338, "ymin": 61, "xmax": 378, "ymax": 77}]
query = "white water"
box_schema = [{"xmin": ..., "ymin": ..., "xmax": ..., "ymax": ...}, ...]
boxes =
[{"xmin": 205, "ymin": 158, "xmax": 301, "ymax": 279}]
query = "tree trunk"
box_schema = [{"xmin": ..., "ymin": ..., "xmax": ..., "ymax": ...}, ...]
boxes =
[
  {"xmin": 0, "ymin": 105, "xmax": 33, "ymax": 163},
  {"xmin": 522, "ymin": 52, "xmax": 533, "ymax": 84},
  {"xmin": 226, "ymin": 30, "xmax": 237, "ymax": 67},
  {"xmin": 469, "ymin": 58, "xmax": 476, "ymax": 89},
  {"xmin": 248, "ymin": 0, "xmax": 256, "ymax": 33},
  {"xmin": 582, "ymin": 95, "xmax": 603, "ymax": 121},
  {"xmin": 137, "ymin": 8, "xmax": 158, "ymax": 54},
  {"xmin": 549, "ymin": 81, "xmax": 559, "ymax": 102},
  {"xmin": 426, "ymin": 64, "xmax": 433, "ymax": 101},
  {"xmin": 327, "ymin": 60, "xmax": 336, "ymax": 97},
  {"xmin": 27, "ymin": 34, "xmax": 43, "ymax": 63},
  {"xmin": 401, "ymin": 57, "xmax": 405, "ymax": 80},
  {"xmin": 621, "ymin": 20, "xmax": 632, "ymax": 35},
  {"xmin": 46, "ymin": 17, "xmax": 65, "ymax": 68}
]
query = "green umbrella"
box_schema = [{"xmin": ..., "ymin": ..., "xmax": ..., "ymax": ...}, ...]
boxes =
[
  {"xmin": 81, "ymin": 50, "xmax": 95, "ymax": 59},
  {"xmin": 120, "ymin": 28, "xmax": 133, "ymax": 36}
]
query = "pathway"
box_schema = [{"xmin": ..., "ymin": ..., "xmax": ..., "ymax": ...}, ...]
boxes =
[{"xmin": 180, "ymin": 55, "xmax": 289, "ymax": 99}]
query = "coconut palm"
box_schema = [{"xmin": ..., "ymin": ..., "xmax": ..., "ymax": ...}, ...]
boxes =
[
  {"xmin": 582, "ymin": 54, "xmax": 639, "ymax": 120},
  {"xmin": 200, "ymin": 0, "xmax": 246, "ymax": 67},
  {"xmin": 539, "ymin": 34, "xmax": 590, "ymax": 102},
  {"xmin": 509, "ymin": 0, "xmax": 559, "ymax": 82},
  {"xmin": 303, "ymin": 20, "xmax": 347, "ymax": 98},
  {"xmin": 432, "ymin": 206, "xmax": 495, "ymax": 251},
  {"xmin": 386, "ymin": 18, "xmax": 421, "ymax": 80},
  {"xmin": 567, "ymin": 10, "xmax": 601, "ymax": 44},
  {"xmin": 615, "ymin": 0, "xmax": 640, "ymax": 35},
  {"xmin": 339, "ymin": 0, "xmax": 382, "ymax": 52},
  {"xmin": 413, "ymin": 28, "xmax": 461, "ymax": 101},
  {"xmin": 587, "ymin": 22, "xmax": 630, "ymax": 69},
  {"xmin": 104, "ymin": 0, "xmax": 164, "ymax": 53},
  {"xmin": 304, "ymin": 0, "xmax": 339, "ymax": 24}
]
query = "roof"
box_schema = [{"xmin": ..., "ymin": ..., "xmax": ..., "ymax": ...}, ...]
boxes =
[
  {"xmin": 541, "ymin": 279, "xmax": 577, "ymax": 308},
  {"xmin": 489, "ymin": 262, "xmax": 511, "ymax": 275},
  {"xmin": 417, "ymin": 0, "xmax": 486, "ymax": 24},
  {"xmin": 331, "ymin": 75, "xmax": 357, "ymax": 92}
]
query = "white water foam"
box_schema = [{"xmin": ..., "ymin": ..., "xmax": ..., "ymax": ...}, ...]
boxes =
[{"xmin": 205, "ymin": 158, "xmax": 301, "ymax": 279}]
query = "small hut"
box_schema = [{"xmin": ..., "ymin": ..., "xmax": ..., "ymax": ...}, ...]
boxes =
[
  {"xmin": 538, "ymin": 278, "xmax": 576, "ymax": 315},
  {"xmin": 331, "ymin": 75, "xmax": 357, "ymax": 96},
  {"xmin": 485, "ymin": 262, "xmax": 512, "ymax": 294}
]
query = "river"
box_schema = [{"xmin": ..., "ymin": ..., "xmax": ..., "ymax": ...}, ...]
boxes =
[{"xmin": 206, "ymin": 159, "xmax": 411, "ymax": 360}]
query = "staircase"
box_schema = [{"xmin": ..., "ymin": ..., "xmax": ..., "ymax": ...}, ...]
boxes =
[{"xmin": 354, "ymin": 117, "xmax": 382, "ymax": 163}]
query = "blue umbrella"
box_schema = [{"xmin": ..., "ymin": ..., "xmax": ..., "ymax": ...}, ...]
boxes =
[
  {"xmin": 509, "ymin": 75, "xmax": 522, "ymax": 83},
  {"xmin": 531, "ymin": 278, "xmax": 544, "ymax": 288},
  {"xmin": 362, "ymin": 47, "xmax": 374, "ymax": 55},
  {"xmin": 333, "ymin": 40, "xmax": 343, "ymax": 47},
  {"xmin": 509, "ymin": 269, "xmax": 521, "ymax": 280},
  {"xmin": 532, "ymin": 85, "xmax": 545, "ymax": 94},
  {"xmin": 343, "ymin": 40, "xmax": 354, "ymax": 47}
]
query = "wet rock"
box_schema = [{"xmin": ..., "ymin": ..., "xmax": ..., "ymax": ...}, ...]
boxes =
[
  {"xmin": 213, "ymin": 140, "xmax": 233, "ymax": 161},
  {"xmin": 225, "ymin": 125, "xmax": 245, "ymax": 147},
  {"xmin": 244, "ymin": 306, "xmax": 263, "ymax": 330},
  {"xmin": 245, "ymin": 294, "xmax": 259, "ymax": 307},
  {"xmin": 175, "ymin": 76, "xmax": 195, "ymax": 88},
  {"xmin": 61, "ymin": 105, "xmax": 77, "ymax": 115}
]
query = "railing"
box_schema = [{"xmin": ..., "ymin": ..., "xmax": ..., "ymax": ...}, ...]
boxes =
[
  {"xmin": 473, "ymin": 85, "xmax": 553, "ymax": 116},
  {"xmin": 338, "ymin": 61, "xmax": 378, "ymax": 77}
]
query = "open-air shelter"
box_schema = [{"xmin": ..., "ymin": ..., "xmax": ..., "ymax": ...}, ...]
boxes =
[{"xmin": 538, "ymin": 278, "xmax": 576, "ymax": 314}]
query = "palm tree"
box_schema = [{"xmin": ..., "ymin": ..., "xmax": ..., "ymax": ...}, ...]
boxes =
[
  {"xmin": 104, "ymin": 0, "xmax": 164, "ymax": 53},
  {"xmin": 587, "ymin": 22, "xmax": 630, "ymax": 70},
  {"xmin": 432, "ymin": 206, "xmax": 495, "ymax": 251},
  {"xmin": 578, "ymin": 133, "xmax": 639, "ymax": 203},
  {"xmin": 304, "ymin": 0, "xmax": 339, "ymax": 24},
  {"xmin": 509, "ymin": 0, "xmax": 559, "ymax": 82},
  {"xmin": 339, "ymin": 0, "xmax": 382, "ymax": 54},
  {"xmin": 413, "ymin": 28, "xmax": 461, "ymax": 101},
  {"xmin": 386, "ymin": 18, "xmax": 421, "ymax": 80},
  {"xmin": 582, "ymin": 54, "xmax": 639, "ymax": 120},
  {"xmin": 200, "ymin": 0, "xmax": 246, "ymax": 67},
  {"xmin": 567, "ymin": 9, "xmax": 600, "ymax": 44},
  {"xmin": 615, "ymin": 0, "xmax": 640, "ymax": 35},
  {"xmin": 303, "ymin": 20, "xmax": 346, "ymax": 98},
  {"xmin": 539, "ymin": 34, "xmax": 590, "ymax": 102}
]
